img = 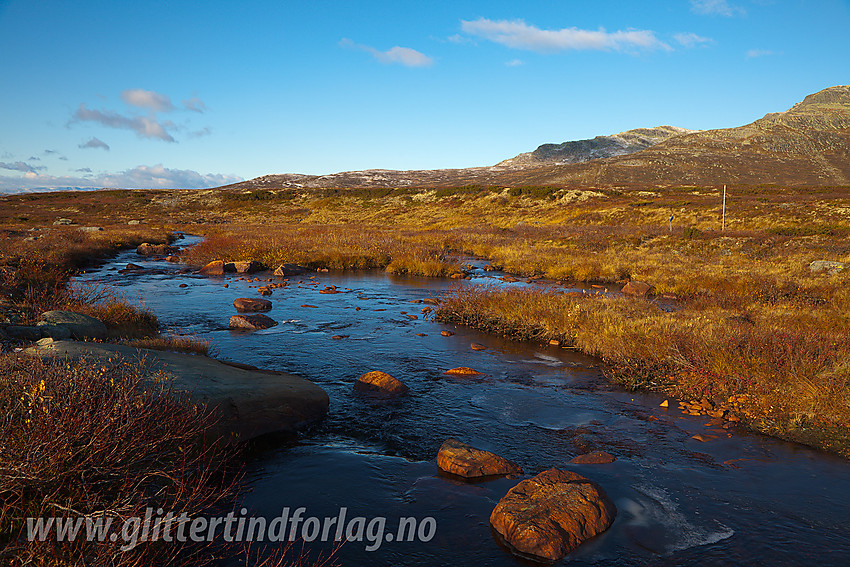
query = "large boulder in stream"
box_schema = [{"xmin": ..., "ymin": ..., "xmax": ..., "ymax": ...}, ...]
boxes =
[
  {"xmin": 199, "ymin": 260, "xmax": 226, "ymax": 275},
  {"xmin": 437, "ymin": 438, "xmax": 523, "ymax": 478},
  {"xmin": 24, "ymin": 340, "xmax": 329, "ymax": 440},
  {"xmin": 490, "ymin": 468, "xmax": 616, "ymax": 561}
]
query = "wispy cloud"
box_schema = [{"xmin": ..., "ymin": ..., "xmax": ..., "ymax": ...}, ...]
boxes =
[
  {"xmin": 71, "ymin": 104, "xmax": 176, "ymax": 142},
  {"xmin": 183, "ymin": 95, "xmax": 207, "ymax": 113},
  {"xmin": 75, "ymin": 167, "xmax": 93, "ymax": 173},
  {"xmin": 460, "ymin": 18, "xmax": 670, "ymax": 53},
  {"xmin": 340, "ymin": 38, "xmax": 434, "ymax": 67},
  {"xmin": 746, "ymin": 48, "xmax": 776, "ymax": 58},
  {"xmin": 690, "ymin": 0, "xmax": 746, "ymax": 17},
  {"xmin": 0, "ymin": 164, "xmax": 242, "ymax": 193},
  {"xmin": 121, "ymin": 88, "xmax": 175, "ymax": 112},
  {"xmin": 0, "ymin": 161, "xmax": 44, "ymax": 173},
  {"xmin": 188, "ymin": 127, "xmax": 212, "ymax": 138},
  {"xmin": 674, "ymin": 32, "xmax": 713, "ymax": 48},
  {"xmin": 79, "ymin": 137, "xmax": 110, "ymax": 150},
  {"xmin": 505, "ymin": 59, "xmax": 524, "ymax": 67}
]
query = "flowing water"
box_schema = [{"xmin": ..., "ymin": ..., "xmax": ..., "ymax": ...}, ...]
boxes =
[{"xmin": 74, "ymin": 235, "xmax": 850, "ymax": 566}]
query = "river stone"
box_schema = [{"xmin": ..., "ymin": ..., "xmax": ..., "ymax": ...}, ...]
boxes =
[
  {"xmin": 126, "ymin": 262, "xmax": 145, "ymax": 270},
  {"xmin": 233, "ymin": 297, "xmax": 273, "ymax": 312},
  {"xmin": 622, "ymin": 280, "xmax": 654, "ymax": 297},
  {"xmin": 23, "ymin": 340, "xmax": 329, "ymax": 440},
  {"xmin": 437, "ymin": 438, "xmax": 523, "ymax": 478},
  {"xmin": 809, "ymin": 260, "xmax": 845, "ymax": 275},
  {"xmin": 199, "ymin": 260, "xmax": 225, "ymax": 275},
  {"xmin": 229, "ymin": 314, "xmax": 278, "ymax": 330},
  {"xmin": 569, "ymin": 451, "xmax": 617, "ymax": 464},
  {"xmin": 41, "ymin": 311, "xmax": 107, "ymax": 339},
  {"xmin": 274, "ymin": 264, "xmax": 305, "ymax": 277},
  {"xmin": 490, "ymin": 468, "xmax": 617, "ymax": 561},
  {"xmin": 354, "ymin": 371, "xmax": 409, "ymax": 395}
]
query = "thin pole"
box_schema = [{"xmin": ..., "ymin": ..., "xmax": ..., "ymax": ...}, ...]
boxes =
[{"xmin": 722, "ymin": 185, "xmax": 727, "ymax": 231}]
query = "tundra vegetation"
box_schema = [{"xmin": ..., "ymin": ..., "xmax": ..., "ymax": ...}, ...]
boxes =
[{"xmin": 0, "ymin": 182, "xmax": 848, "ymax": 561}]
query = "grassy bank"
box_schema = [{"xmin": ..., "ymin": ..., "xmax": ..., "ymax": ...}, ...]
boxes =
[{"xmin": 435, "ymin": 285, "xmax": 850, "ymax": 456}]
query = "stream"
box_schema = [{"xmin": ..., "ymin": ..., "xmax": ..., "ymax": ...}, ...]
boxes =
[{"xmin": 74, "ymin": 235, "xmax": 850, "ymax": 566}]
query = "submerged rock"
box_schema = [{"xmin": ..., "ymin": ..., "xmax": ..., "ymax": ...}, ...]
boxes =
[
  {"xmin": 354, "ymin": 370, "xmax": 409, "ymax": 395},
  {"xmin": 444, "ymin": 367, "xmax": 483, "ymax": 376},
  {"xmin": 233, "ymin": 297, "xmax": 273, "ymax": 312},
  {"xmin": 490, "ymin": 468, "xmax": 617, "ymax": 561},
  {"xmin": 568, "ymin": 451, "xmax": 617, "ymax": 464},
  {"xmin": 437, "ymin": 438, "xmax": 522, "ymax": 478},
  {"xmin": 229, "ymin": 314, "xmax": 278, "ymax": 330}
]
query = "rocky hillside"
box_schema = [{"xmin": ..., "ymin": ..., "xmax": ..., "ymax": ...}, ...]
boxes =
[
  {"xmin": 496, "ymin": 126, "xmax": 694, "ymax": 167},
  {"xmin": 502, "ymin": 85, "xmax": 850, "ymax": 187},
  {"xmin": 223, "ymin": 85, "xmax": 850, "ymax": 191}
]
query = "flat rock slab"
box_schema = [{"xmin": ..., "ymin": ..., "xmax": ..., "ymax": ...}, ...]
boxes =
[
  {"xmin": 569, "ymin": 451, "xmax": 617, "ymax": 464},
  {"xmin": 25, "ymin": 340, "xmax": 329, "ymax": 441},
  {"xmin": 437, "ymin": 438, "xmax": 522, "ymax": 478},
  {"xmin": 42, "ymin": 310, "xmax": 107, "ymax": 339},
  {"xmin": 354, "ymin": 370, "xmax": 409, "ymax": 395},
  {"xmin": 490, "ymin": 468, "xmax": 616, "ymax": 561}
]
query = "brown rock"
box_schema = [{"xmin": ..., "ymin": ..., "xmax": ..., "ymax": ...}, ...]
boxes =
[
  {"xmin": 621, "ymin": 280, "xmax": 655, "ymax": 298},
  {"xmin": 548, "ymin": 339, "xmax": 561, "ymax": 346},
  {"xmin": 178, "ymin": 283, "xmax": 188, "ymax": 288},
  {"xmin": 444, "ymin": 367, "xmax": 484, "ymax": 376},
  {"xmin": 125, "ymin": 262, "xmax": 145, "ymax": 270},
  {"xmin": 440, "ymin": 330, "xmax": 454, "ymax": 337},
  {"xmin": 257, "ymin": 286, "xmax": 272, "ymax": 296},
  {"xmin": 199, "ymin": 260, "xmax": 226, "ymax": 275},
  {"xmin": 301, "ymin": 304, "xmax": 318, "ymax": 308},
  {"xmin": 233, "ymin": 260, "xmax": 264, "ymax": 274},
  {"xmin": 470, "ymin": 342, "xmax": 487, "ymax": 351},
  {"xmin": 354, "ymin": 371, "xmax": 409, "ymax": 395},
  {"xmin": 450, "ymin": 272, "xmax": 466, "ymax": 279},
  {"xmin": 423, "ymin": 298, "xmax": 440, "ymax": 306},
  {"xmin": 490, "ymin": 468, "xmax": 617, "ymax": 561},
  {"xmin": 437, "ymin": 438, "xmax": 522, "ymax": 478},
  {"xmin": 569, "ymin": 451, "xmax": 616, "ymax": 464},
  {"xmin": 229, "ymin": 314, "xmax": 278, "ymax": 330},
  {"xmin": 233, "ymin": 297, "xmax": 273, "ymax": 313},
  {"xmin": 166, "ymin": 255, "xmax": 180, "ymax": 263},
  {"xmin": 421, "ymin": 306, "xmax": 432, "ymax": 314}
]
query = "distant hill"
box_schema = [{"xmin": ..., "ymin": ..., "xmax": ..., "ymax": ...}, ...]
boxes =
[
  {"xmin": 223, "ymin": 85, "xmax": 850, "ymax": 191},
  {"xmin": 496, "ymin": 126, "xmax": 694, "ymax": 168}
]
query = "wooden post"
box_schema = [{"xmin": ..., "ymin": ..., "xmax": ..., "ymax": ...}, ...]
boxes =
[{"xmin": 722, "ymin": 185, "xmax": 727, "ymax": 231}]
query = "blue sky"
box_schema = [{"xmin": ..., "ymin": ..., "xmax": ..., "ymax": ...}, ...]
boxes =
[{"xmin": 1, "ymin": 0, "xmax": 848, "ymax": 191}]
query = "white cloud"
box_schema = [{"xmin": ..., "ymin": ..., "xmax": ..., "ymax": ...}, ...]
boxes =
[
  {"xmin": 746, "ymin": 48, "xmax": 776, "ymax": 58},
  {"xmin": 121, "ymin": 89, "xmax": 175, "ymax": 112},
  {"xmin": 340, "ymin": 38, "xmax": 434, "ymax": 67},
  {"xmin": 79, "ymin": 137, "xmax": 110, "ymax": 150},
  {"xmin": 674, "ymin": 32, "xmax": 713, "ymax": 48},
  {"xmin": 0, "ymin": 164, "xmax": 242, "ymax": 193},
  {"xmin": 505, "ymin": 59, "xmax": 524, "ymax": 66},
  {"xmin": 71, "ymin": 104, "xmax": 176, "ymax": 142},
  {"xmin": 183, "ymin": 96, "xmax": 207, "ymax": 113},
  {"xmin": 690, "ymin": 0, "xmax": 745, "ymax": 17},
  {"xmin": 460, "ymin": 18, "xmax": 670, "ymax": 53}
]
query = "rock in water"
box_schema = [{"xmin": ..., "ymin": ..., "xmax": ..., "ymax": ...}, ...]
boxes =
[
  {"xmin": 233, "ymin": 297, "xmax": 273, "ymax": 312},
  {"xmin": 41, "ymin": 311, "xmax": 107, "ymax": 340},
  {"xmin": 199, "ymin": 260, "xmax": 225, "ymax": 275},
  {"xmin": 229, "ymin": 314, "xmax": 278, "ymax": 330},
  {"xmin": 274, "ymin": 264, "xmax": 305, "ymax": 276},
  {"xmin": 136, "ymin": 242, "xmax": 179, "ymax": 256},
  {"xmin": 354, "ymin": 370, "xmax": 409, "ymax": 395},
  {"xmin": 437, "ymin": 438, "xmax": 522, "ymax": 478},
  {"xmin": 233, "ymin": 260, "xmax": 264, "ymax": 274},
  {"xmin": 490, "ymin": 468, "xmax": 616, "ymax": 561},
  {"xmin": 621, "ymin": 280, "xmax": 654, "ymax": 297},
  {"xmin": 444, "ymin": 367, "xmax": 483, "ymax": 376}
]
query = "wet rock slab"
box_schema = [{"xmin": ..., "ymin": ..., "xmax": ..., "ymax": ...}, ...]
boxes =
[
  {"xmin": 437, "ymin": 438, "xmax": 522, "ymax": 478},
  {"xmin": 25, "ymin": 339, "xmax": 329, "ymax": 440}
]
